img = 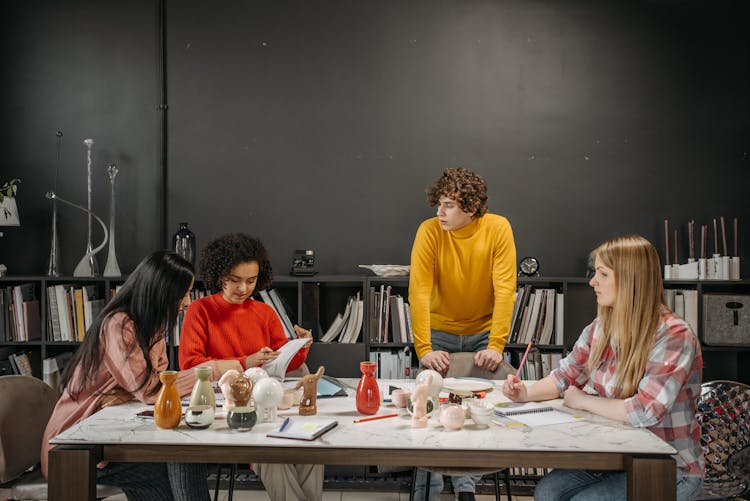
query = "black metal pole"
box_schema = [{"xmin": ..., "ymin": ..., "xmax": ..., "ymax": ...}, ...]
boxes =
[{"xmin": 157, "ymin": 0, "xmax": 169, "ymax": 249}]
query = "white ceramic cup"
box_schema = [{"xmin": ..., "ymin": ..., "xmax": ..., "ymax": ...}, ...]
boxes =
[{"xmin": 391, "ymin": 389, "xmax": 411, "ymax": 408}]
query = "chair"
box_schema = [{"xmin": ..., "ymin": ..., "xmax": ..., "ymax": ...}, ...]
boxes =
[
  {"xmin": 410, "ymin": 352, "xmax": 515, "ymax": 501},
  {"xmin": 0, "ymin": 375, "xmax": 121, "ymax": 501},
  {"xmin": 695, "ymin": 380, "xmax": 750, "ymax": 500}
]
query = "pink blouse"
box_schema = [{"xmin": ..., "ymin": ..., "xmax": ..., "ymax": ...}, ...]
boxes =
[{"xmin": 41, "ymin": 312, "xmax": 220, "ymax": 477}]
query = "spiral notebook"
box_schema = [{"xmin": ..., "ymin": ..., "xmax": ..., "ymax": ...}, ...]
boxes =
[
  {"xmin": 493, "ymin": 401, "xmax": 579, "ymax": 427},
  {"xmin": 266, "ymin": 417, "xmax": 338, "ymax": 441}
]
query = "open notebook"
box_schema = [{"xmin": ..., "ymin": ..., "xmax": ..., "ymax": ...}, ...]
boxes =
[{"xmin": 493, "ymin": 401, "xmax": 580, "ymax": 427}]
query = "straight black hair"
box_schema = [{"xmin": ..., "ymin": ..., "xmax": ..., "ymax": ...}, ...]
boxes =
[{"xmin": 62, "ymin": 251, "xmax": 194, "ymax": 399}]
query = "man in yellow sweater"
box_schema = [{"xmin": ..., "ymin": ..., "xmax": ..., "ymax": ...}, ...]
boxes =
[{"xmin": 409, "ymin": 167, "xmax": 517, "ymax": 501}]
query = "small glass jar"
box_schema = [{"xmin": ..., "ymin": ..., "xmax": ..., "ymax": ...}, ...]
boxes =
[{"xmin": 226, "ymin": 407, "xmax": 257, "ymax": 432}]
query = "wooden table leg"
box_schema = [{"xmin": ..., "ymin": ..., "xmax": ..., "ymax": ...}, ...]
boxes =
[
  {"xmin": 626, "ymin": 455, "xmax": 676, "ymax": 501},
  {"xmin": 49, "ymin": 444, "xmax": 99, "ymax": 501}
]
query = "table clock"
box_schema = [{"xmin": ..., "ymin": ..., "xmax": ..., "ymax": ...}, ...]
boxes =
[{"xmin": 518, "ymin": 256, "xmax": 540, "ymax": 277}]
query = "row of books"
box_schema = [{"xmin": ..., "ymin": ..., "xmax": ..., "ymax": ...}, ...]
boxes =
[
  {"xmin": 0, "ymin": 284, "xmax": 41, "ymax": 342},
  {"xmin": 258, "ymin": 289, "xmax": 299, "ymax": 340},
  {"xmin": 320, "ymin": 293, "xmax": 364, "ymax": 343},
  {"xmin": 369, "ymin": 347, "xmax": 414, "ymax": 379},
  {"xmin": 0, "ymin": 346, "xmax": 38, "ymax": 377},
  {"xmin": 45, "ymin": 284, "xmax": 106, "ymax": 342},
  {"xmin": 369, "ymin": 285, "xmax": 413, "ymax": 344},
  {"xmin": 664, "ymin": 289, "xmax": 698, "ymax": 334},
  {"xmin": 515, "ymin": 350, "xmax": 563, "ymax": 380},
  {"xmin": 42, "ymin": 351, "xmax": 74, "ymax": 392},
  {"xmin": 171, "ymin": 287, "xmax": 211, "ymax": 345},
  {"xmin": 508, "ymin": 286, "xmax": 564, "ymax": 346}
]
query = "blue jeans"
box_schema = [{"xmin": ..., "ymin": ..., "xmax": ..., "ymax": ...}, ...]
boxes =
[
  {"xmin": 533, "ymin": 469, "xmax": 703, "ymax": 501},
  {"xmin": 413, "ymin": 329, "xmax": 490, "ymax": 498},
  {"xmin": 430, "ymin": 329, "xmax": 490, "ymax": 354}
]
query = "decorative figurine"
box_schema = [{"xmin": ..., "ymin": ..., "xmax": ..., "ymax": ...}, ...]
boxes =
[
  {"xmin": 102, "ymin": 162, "xmax": 121, "ymax": 277},
  {"xmin": 75, "ymin": 138, "xmax": 100, "ymax": 277},
  {"xmin": 244, "ymin": 367, "xmax": 269, "ymax": 385},
  {"xmin": 439, "ymin": 403, "xmax": 465, "ymax": 431},
  {"xmin": 415, "ymin": 369, "xmax": 443, "ymax": 398},
  {"xmin": 295, "ymin": 366, "xmax": 325, "ymax": 416},
  {"xmin": 253, "ymin": 377, "xmax": 284, "ymax": 422},
  {"xmin": 230, "ymin": 373, "xmax": 253, "ymax": 407},
  {"xmin": 411, "ymin": 374, "xmax": 432, "ymax": 428},
  {"xmin": 218, "ymin": 369, "xmax": 241, "ymax": 409},
  {"xmin": 226, "ymin": 373, "xmax": 257, "ymax": 431}
]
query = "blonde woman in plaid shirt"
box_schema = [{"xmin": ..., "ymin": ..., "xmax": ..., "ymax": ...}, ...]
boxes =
[{"xmin": 504, "ymin": 235, "xmax": 703, "ymax": 501}]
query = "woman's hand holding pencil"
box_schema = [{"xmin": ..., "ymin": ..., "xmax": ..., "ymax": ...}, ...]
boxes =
[
  {"xmin": 503, "ymin": 340, "xmax": 533, "ymax": 402},
  {"xmin": 503, "ymin": 374, "xmax": 528, "ymax": 402}
]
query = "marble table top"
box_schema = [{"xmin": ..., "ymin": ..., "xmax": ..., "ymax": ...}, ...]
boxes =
[{"xmin": 51, "ymin": 379, "xmax": 675, "ymax": 456}]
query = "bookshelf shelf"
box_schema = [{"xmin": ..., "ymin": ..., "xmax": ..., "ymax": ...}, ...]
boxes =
[{"xmin": 2, "ymin": 275, "xmax": 749, "ymax": 384}]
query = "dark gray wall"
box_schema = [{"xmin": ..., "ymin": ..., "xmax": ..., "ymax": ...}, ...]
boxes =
[
  {"xmin": 167, "ymin": 0, "xmax": 750, "ymax": 276},
  {"xmin": 0, "ymin": 0, "xmax": 162, "ymax": 275},
  {"xmin": 3, "ymin": 0, "xmax": 749, "ymax": 277}
]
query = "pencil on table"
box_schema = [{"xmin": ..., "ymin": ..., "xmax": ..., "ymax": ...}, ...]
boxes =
[{"xmin": 353, "ymin": 413, "xmax": 399, "ymax": 423}]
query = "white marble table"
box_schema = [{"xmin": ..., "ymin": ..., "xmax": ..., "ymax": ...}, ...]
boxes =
[{"xmin": 49, "ymin": 379, "xmax": 677, "ymax": 500}]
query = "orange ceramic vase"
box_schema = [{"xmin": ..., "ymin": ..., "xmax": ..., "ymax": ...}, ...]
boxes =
[{"xmin": 154, "ymin": 370, "xmax": 181, "ymax": 429}]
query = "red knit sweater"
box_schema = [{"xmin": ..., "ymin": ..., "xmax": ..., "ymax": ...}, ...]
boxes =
[{"xmin": 178, "ymin": 293, "xmax": 308, "ymax": 372}]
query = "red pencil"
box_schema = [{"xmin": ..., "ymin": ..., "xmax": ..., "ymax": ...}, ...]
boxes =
[
  {"xmin": 516, "ymin": 341, "xmax": 533, "ymax": 377},
  {"xmin": 354, "ymin": 413, "xmax": 399, "ymax": 423}
]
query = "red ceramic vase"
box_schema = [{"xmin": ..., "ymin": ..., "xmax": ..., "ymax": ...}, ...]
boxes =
[{"xmin": 356, "ymin": 361, "xmax": 380, "ymax": 415}]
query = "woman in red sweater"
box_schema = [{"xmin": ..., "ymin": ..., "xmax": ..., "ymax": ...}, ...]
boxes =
[{"xmin": 179, "ymin": 233, "xmax": 321, "ymax": 501}]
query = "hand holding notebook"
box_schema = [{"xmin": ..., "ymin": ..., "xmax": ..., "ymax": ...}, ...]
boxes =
[{"xmin": 262, "ymin": 338, "xmax": 309, "ymax": 380}]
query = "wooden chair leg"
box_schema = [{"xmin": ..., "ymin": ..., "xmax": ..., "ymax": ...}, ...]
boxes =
[{"xmin": 424, "ymin": 471, "xmax": 431, "ymax": 500}]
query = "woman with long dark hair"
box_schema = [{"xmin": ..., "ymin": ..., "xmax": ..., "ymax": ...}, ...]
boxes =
[{"xmin": 41, "ymin": 251, "xmax": 241, "ymax": 500}]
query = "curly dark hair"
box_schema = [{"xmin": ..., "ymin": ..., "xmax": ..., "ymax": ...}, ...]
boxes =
[
  {"xmin": 426, "ymin": 167, "xmax": 488, "ymax": 217},
  {"xmin": 199, "ymin": 233, "xmax": 273, "ymax": 293}
]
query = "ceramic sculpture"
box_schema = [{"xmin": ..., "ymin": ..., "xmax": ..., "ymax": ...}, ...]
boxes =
[{"xmin": 295, "ymin": 366, "xmax": 324, "ymax": 416}]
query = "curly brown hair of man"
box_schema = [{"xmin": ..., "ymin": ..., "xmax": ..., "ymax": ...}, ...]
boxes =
[
  {"xmin": 199, "ymin": 233, "xmax": 273, "ymax": 294},
  {"xmin": 426, "ymin": 167, "xmax": 488, "ymax": 217}
]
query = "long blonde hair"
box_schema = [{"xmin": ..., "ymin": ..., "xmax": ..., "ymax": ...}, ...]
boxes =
[{"xmin": 586, "ymin": 235, "xmax": 664, "ymax": 398}]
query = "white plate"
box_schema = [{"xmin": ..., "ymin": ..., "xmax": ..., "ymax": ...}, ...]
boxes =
[
  {"xmin": 358, "ymin": 264, "xmax": 411, "ymax": 277},
  {"xmin": 441, "ymin": 378, "xmax": 494, "ymax": 393}
]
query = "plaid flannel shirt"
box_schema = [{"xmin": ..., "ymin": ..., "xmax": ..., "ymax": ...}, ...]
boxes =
[{"xmin": 549, "ymin": 307, "xmax": 704, "ymax": 476}]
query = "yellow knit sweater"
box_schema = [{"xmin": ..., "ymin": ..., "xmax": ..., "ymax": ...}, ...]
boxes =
[{"xmin": 408, "ymin": 214, "xmax": 517, "ymax": 359}]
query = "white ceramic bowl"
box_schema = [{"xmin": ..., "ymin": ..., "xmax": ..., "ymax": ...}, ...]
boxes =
[{"xmin": 467, "ymin": 400, "xmax": 493, "ymax": 426}]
